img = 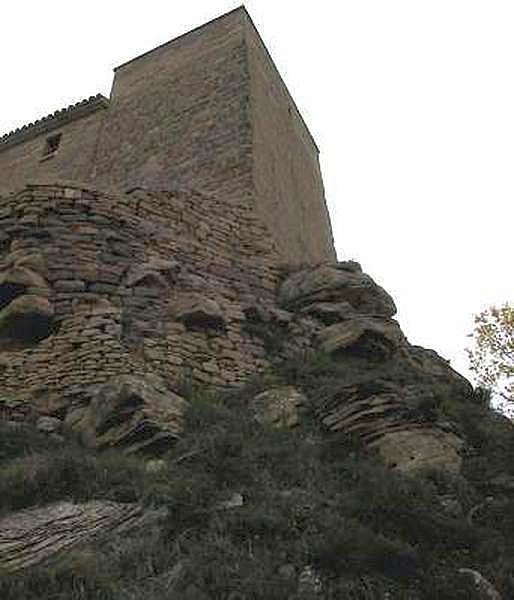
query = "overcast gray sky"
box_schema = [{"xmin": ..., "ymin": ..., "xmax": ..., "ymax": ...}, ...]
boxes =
[{"xmin": 1, "ymin": 1, "xmax": 513, "ymax": 382}]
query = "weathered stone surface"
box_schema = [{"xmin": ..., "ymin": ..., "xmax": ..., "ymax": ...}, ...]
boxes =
[
  {"xmin": 402, "ymin": 345, "xmax": 474, "ymax": 398},
  {"xmin": 369, "ymin": 428, "xmax": 464, "ymax": 474},
  {"xmin": 243, "ymin": 303, "xmax": 294, "ymax": 325},
  {"xmin": 72, "ymin": 374, "xmax": 188, "ymax": 454},
  {"xmin": 125, "ymin": 258, "xmax": 180, "ymax": 288},
  {"xmin": 317, "ymin": 316, "xmax": 404, "ymax": 358},
  {"xmin": 0, "ymin": 250, "xmax": 47, "ymax": 276},
  {"xmin": 279, "ymin": 262, "xmax": 396, "ymax": 317},
  {"xmin": 0, "ymin": 500, "xmax": 166, "ymax": 573},
  {"xmin": 250, "ymin": 386, "xmax": 307, "ymax": 428},
  {"xmin": 0, "ymin": 184, "xmax": 473, "ymax": 482},
  {"xmin": 317, "ymin": 381, "xmax": 465, "ymax": 475},
  {"xmin": 0, "ymin": 265, "xmax": 48, "ymax": 291},
  {"xmin": 299, "ymin": 300, "xmax": 356, "ymax": 324},
  {"xmin": 0, "ymin": 12, "xmax": 507, "ymax": 595},
  {"xmin": 0, "ymin": 184, "xmax": 285, "ymax": 423},
  {"xmin": 172, "ymin": 294, "xmax": 224, "ymax": 330}
]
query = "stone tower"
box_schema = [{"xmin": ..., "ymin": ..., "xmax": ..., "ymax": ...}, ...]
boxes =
[{"xmin": 0, "ymin": 7, "xmax": 335, "ymax": 266}]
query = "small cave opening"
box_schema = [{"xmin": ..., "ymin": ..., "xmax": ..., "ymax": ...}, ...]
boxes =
[
  {"xmin": 3, "ymin": 313, "xmax": 55, "ymax": 345},
  {"xmin": 0, "ymin": 282, "xmax": 55, "ymax": 348},
  {"xmin": 335, "ymin": 331, "xmax": 396, "ymax": 362},
  {"xmin": 0, "ymin": 282, "xmax": 26, "ymax": 311}
]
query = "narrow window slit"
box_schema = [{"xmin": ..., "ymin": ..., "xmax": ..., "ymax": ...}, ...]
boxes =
[{"xmin": 41, "ymin": 133, "xmax": 62, "ymax": 158}]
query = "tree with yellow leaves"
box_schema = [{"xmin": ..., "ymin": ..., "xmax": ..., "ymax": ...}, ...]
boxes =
[{"xmin": 467, "ymin": 304, "xmax": 514, "ymax": 409}]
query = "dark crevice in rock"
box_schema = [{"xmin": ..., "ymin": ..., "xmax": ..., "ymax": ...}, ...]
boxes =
[
  {"xmin": 96, "ymin": 394, "xmax": 144, "ymax": 437},
  {"xmin": 0, "ymin": 282, "xmax": 26, "ymax": 310},
  {"xmin": 0, "ymin": 312, "xmax": 54, "ymax": 347}
]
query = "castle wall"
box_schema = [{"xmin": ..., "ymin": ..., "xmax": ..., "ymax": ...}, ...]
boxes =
[
  {"xmin": 0, "ymin": 184, "xmax": 312, "ymax": 414},
  {"xmin": 92, "ymin": 9, "xmax": 253, "ymax": 199},
  {"xmin": 244, "ymin": 19, "xmax": 336, "ymax": 265},
  {"xmin": 0, "ymin": 8, "xmax": 337, "ymax": 268},
  {"xmin": 0, "ymin": 109, "xmax": 106, "ymax": 196}
]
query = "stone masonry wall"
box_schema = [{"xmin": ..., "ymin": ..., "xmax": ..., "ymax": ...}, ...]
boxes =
[
  {"xmin": 0, "ymin": 183, "xmax": 471, "ymax": 474},
  {"xmin": 0, "ymin": 8, "xmax": 337, "ymax": 267},
  {"xmin": 0, "ymin": 109, "xmax": 107, "ymax": 197},
  {"xmin": 92, "ymin": 9, "xmax": 252, "ymax": 198},
  {"xmin": 0, "ymin": 182, "xmax": 304, "ymax": 417},
  {"xmin": 245, "ymin": 19, "xmax": 336, "ymax": 265}
]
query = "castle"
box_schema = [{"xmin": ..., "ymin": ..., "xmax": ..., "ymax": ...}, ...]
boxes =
[
  {"xmin": 0, "ymin": 6, "xmax": 335, "ymax": 266},
  {"xmin": 0, "ymin": 7, "xmax": 339, "ymax": 442},
  {"xmin": 1, "ymin": 14, "xmax": 482, "ymax": 582}
]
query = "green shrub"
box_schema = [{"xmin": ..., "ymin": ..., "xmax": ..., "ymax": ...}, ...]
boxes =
[
  {"xmin": 0, "ymin": 422, "xmax": 61, "ymax": 462},
  {"xmin": 0, "ymin": 444, "xmax": 153, "ymax": 514},
  {"xmin": 2, "ymin": 350, "xmax": 514, "ymax": 598},
  {"xmin": 312, "ymin": 519, "xmax": 421, "ymax": 578},
  {"xmin": 0, "ymin": 549, "xmax": 117, "ymax": 600}
]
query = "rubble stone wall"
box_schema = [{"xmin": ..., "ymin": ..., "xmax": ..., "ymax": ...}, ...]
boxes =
[
  {"xmin": 0, "ymin": 183, "xmax": 304, "ymax": 416},
  {"xmin": 0, "ymin": 183, "xmax": 473, "ymax": 471}
]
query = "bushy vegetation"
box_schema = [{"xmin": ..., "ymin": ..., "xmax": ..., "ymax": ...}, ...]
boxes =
[
  {"xmin": 467, "ymin": 303, "xmax": 514, "ymax": 409},
  {"xmin": 0, "ymin": 424, "xmax": 151, "ymax": 515},
  {"xmin": 2, "ymin": 355, "xmax": 514, "ymax": 598}
]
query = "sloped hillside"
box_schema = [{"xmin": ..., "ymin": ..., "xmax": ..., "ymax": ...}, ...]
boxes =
[
  {"xmin": 1, "ymin": 260, "xmax": 513, "ymax": 599},
  {"xmin": 1, "ymin": 343, "xmax": 514, "ymax": 599}
]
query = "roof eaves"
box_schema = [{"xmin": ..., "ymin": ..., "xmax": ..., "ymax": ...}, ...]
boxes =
[{"xmin": 0, "ymin": 94, "xmax": 110, "ymax": 152}]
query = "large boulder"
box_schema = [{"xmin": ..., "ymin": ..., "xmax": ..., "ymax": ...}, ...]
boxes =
[
  {"xmin": 279, "ymin": 262, "xmax": 396, "ymax": 317},
  {"xmin": 250, "ymin": 386, "xmax": 307, "ymax": 428},
  {"xmin": 317, "ymin": 383, "xmax": 465, "ymax": 475},
  {"xmin": 369, "ymin": 428, "xmax": 464, "ymax": 474},
  {"xmin": 317, "ymin": 316, "xmax": 405, "ymax": 358},
  {"xmin": 68, "ymin": 374, "xmax": 188, "ymax": 454}
]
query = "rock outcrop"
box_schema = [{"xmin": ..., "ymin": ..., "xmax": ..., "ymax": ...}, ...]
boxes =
[
  {"xmin": 0, "ymin": 500, "xmax": 166, "ymax": 572},
  {"xmin": 279, "ymin": 261, "xmax": 396, "ymax": 317},
  {"xmin": 277, "ymin": 261, "xmax": 470, "ymax": 475},
  {"xmin": 250, "ymin": 386, "xmax": 307, "ymax": 428},
  {"xmin": 66, "ymin": 374, "xmax": 188, "ymax": 454}
]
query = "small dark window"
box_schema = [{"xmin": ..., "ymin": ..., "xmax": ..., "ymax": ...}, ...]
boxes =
[{"xmin": 41, "ymin": 133, "xmax": 62, "ymax": 158}]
